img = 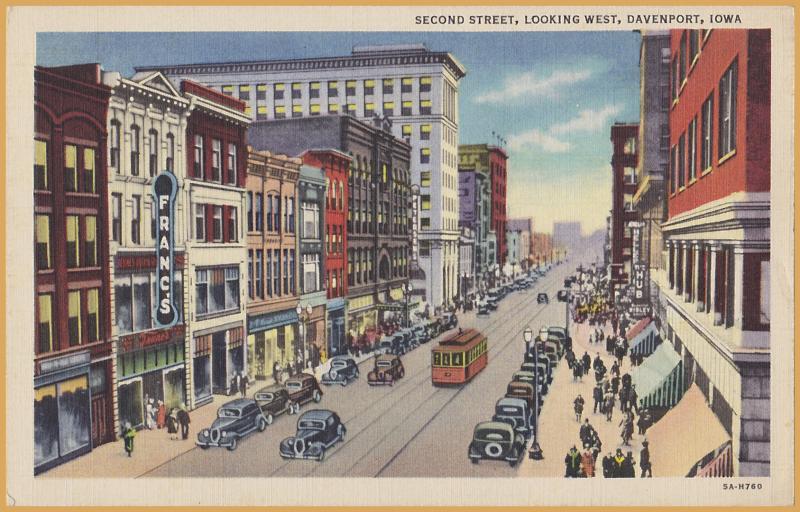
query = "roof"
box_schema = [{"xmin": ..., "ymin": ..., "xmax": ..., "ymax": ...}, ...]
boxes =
[
  {"xmin": 221, "ymin": 398, "xmax": 255, "ymax": 409},
  {"xmin": 299, "ymin": 409, "xmax": 334, "ymax": 421},
  {"xmin": 496, "ymin": 396, "xmax": 527, "ymax": 407},
  {"xmin": 646, "ymin": 384, "xmax": 730, "ymax": 476},
  {"xmin": 475, "ymin": 421, "xmax": 514, "ymax": 433},
  {"xmin": 438, "ymin": 328, "xmax": 484, "ymax": 347},
  {"xmin": 255, "ymin": 385, "xmax": 283, "ymax": 395}
]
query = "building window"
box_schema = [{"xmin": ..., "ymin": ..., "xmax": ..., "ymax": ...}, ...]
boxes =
[
  {"xmin": 66, "ymin": 215, "xmax": 80, "ymax": 268},
  {"xmin": 193, "ymin": 134, "xmax": 204, "ymax": 178},
  {"xmin": 383, "ymin": 78, "xmax": 394, "ymax": 94},
  {"xmin": 248, "ymin": 250, "xmax": 254, "ymax": 299},
  {"xmin": 272, "ymin": 249, "xmax": 280, "ymax": 296},
  {"xmin": 421, "ymin": 194, "xmax": 431, "ymax": 210},
  {"xmin": 131, "ymin": 195, "xmax": 141, "ymax": 244},
  {"xmin": 364, "ymin": 102, "xmax": 375, "ymax": 117},
  {"xmin": 287, "ymin": 197, "xmax": 295, "ymax": 233},
  {"xmin": 35, "ymin": 214, "xmax": 51, "ymax": 270},
  {"xmin": 328, "ymin": 81, "xmax": 338, "ymax": 98},
  {"xmin": 688, "ymin": 117, "xmax": 697, "ymax": 182},
  {"xmin": 111, "ymin": 193, "xmax": 122, "ymax": 242},
  {"xmin": 274, "ymin": 83, "xmax": 285, "ymax": 100},
  {"xmin": 275, "ymin": 105, "xmax": 286, "ymax": 119},
  {"xmin": 679, "ymin": 32, "xmax": 687, "ymax": 86},
  {"xmin": 291, "ymin": 82, "xmax": 302, "ymax": 100},
  {"xmin": 86, "ymin": 288, "xmax": 99, "ymax": 342},
  {"xmin": 166, "ymin": 133, "xmax": 175, "ymax": 172},
  {"xmin": 701, "ymin": 93, "xmax": 714, "ymax": 171},
  {"xmin": 760, "ymin": 260, "xmax": 770, "ymax": 327},
  {"xmin": 228, "ymin": 207, "xmax": 238, "ymax": 242},
  {"xmin": 211, "ymin": 139, "xmax": 222, "ymax": 182},
  {"xmin": 303, "ymin": 254, "xmax": 320, "ymax": 293},
  {"xmin": 247, "ymin": 192, "xmax": 253, "ymax": 232},
  {"xmin": 256, "ymin": 84, "xmax": 267, "ymax": 100},
  {"xmin": 34, "ymin": 139, "xmax": 49, "ymax": 190},
  {"xmin": 109, "ymin": 120, "xmax": 120, "ymax": 171},
  {"xmin": 37, "ymin": 293, "xmax": 53, "ymax": 353},
  {"xmin": 292, "ymin": 104, "xmax": 303, "ymax": 117},
  {"xmin": 256, "ymin": 193, "xmax": 264, "ymax": 231},
  {"xmin": 64, "ymin": 144, "xmax": 78, "ymax": 192},
  {"xmin": 309, "ymin": 81, "xmax": 320, "ymax": 99},
  {"xmin": 671, "ymin": 57, "xmax": 679, "ymax": 101},
  {"xmin": 420, "ymin": 100, "xmax": 432, "ymax": 115},
  {"xmin": 130, "ymin": 125, "xmax": 141, "ymax": 176},
  {"xmin": 265, "ymin": 250, "xmax": 272, "ymax": 297},
  {"xmin": 310, "ymin": 104, "xmax": 321, "ymax": 116},
  {"xmin": 195, "ymin": 203, "xmax": 205, "ymax": 241},
  {"xmin": 346, "ymin": 103, "xmax": 357, "ymax": 114},
  {"xmin": 401, "ymin": 77, "xmax": 412, "ymax": 93},
  {"xmin": 719, "ymin": 59, "xmax": 738, "ymax": 159},
  {"xmin": 148, "ymin": 129, "xmax": 159, "ymax": 177},
  {"xmin": 257, "ymin": 105, "xmax": 268, "ymax": 120},
  {"xmin": 402, "ymin": 101, "xmax": 413, "ymax": 116},
  {"xmin": 402, "ymin": 124, "xmax": 412, "ymax": 137},
  {"xmin": 345, "ymin": 80, "xmax": 356, "ymax": 97},
  {"xmin": 239, "ymin": 84, "xmax": 250, "ymax": 101},
  {"xmin": 266, "ymin": 194, "xmax": 274, "ymax": 232},
  {"xmin": 421, "ymin": 217, "xmax": 431, "ymax": 229},
  {"xmin": 302, "ymin": 202, "xmax": 320, "ymax": 239},
  {"xmin": 283, "ymin": 249, "xmax": 289, "ymax": 293},
  {"xmin": 420, "ymin": 147, "xmax": 430, "ymax": 164},
  {"xmin": 420, "ymin": 124, "xmax": 431, "ymax": 140},
  {"xmin": 227, "ymin": 143, "xmax": 238, "ymax": 185},
  {"xmin": 677, "ymin": 133, "xmax": 686, "ymax": 189},
  {"xmin": 212, "ymin": 205, "xmax": 223, "ymax": 241},
  {"xmin": 364, "ymin": 79, "xmax": 375, "ymax": 95},
  {"xmin": 66, "ymin": 290, "xmax": 83, "ymax": 346},
  {"xmin": 289, "ymin": 250, "xmax": 296, "ymax": 293},
  {"xmin": 420, "ymin": 76, "xmax": 432, "ymax": 92},
  {"xmin": 195, "ymin": 267, "xmax": 239, "ymax": 316},
  {"xmin": 623, "ymin": 137, "xmax": 636, "ymax": 155},
  {"xmin": 255, "ymin": 250, "xmax": 263, "ymax": 298},
  {"xmin": 328, "ymin": 102, "xmax": 339, "ymax": 114},
  {"xmin": 83, "ymin": 147, "xmax": 96, "ymax": 193},
  {"xmin": 659, "ymin": 124, "xmax": 670, "ymax": 152},
  {"xmin": 84, "ymin": 215, "xmax": 97, "ymax": 267},
  {"xmin": 689, "ymin": 29, "xmax": 699, "ymax": 64},
  {"xmin": 222, "ymin": 85, "xmax": 233, "ymax": 96}
]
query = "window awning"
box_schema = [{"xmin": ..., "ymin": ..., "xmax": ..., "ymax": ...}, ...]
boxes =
[
  {"xmin": 630, "ymin": 321, "xmax": 660, "ymax": 356},
  {"xmin": 646, "ymin": 384, "xmax": 731, "ymax": 477},
  {"xmin": 626, "ymin": 316, "xmax": 651, "ymax": 341},
  {"xmin": 631, "ymin": 341, "xmax": 684, "ymax": 409}
]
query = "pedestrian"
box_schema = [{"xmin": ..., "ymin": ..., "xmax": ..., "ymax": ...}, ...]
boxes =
[
  {"xmin": 579, "ymin": 418, "xmax": 594, "ymax": 447},
  {"xmin": 602, "ymin": 452, "xmax": 614, "ymax": 478},
  {"xmin": 145, "ymin": 397, "xmax": 156, "ymax": 430},
  {"xmin": 273, "ymin": 361, "xmax": 282, "ymax": 385},
  {"xmin": 239, "ymin": 372, "xmax": 249, "ymax": 397},
  {"xmin": 581, "ymin": 352, "xmax": 591, "ymax": 375},
  {"xmin": 640, "ymin": 440, "xmax": 652, "ymax": 477},
  {"xmin": 156, "ymin": 400, "xmax": 166, "ymax": 429},
  {"xmin": 122, "ymin": 422, "xmax": 136, "ymax": 457},
  {"xmin": 623, "ymin": 451, "xmax": 637, "ymax": 478},
  {"xmin": 619, "ymin": 386, "xmax": 629, "ymax": 412},
  {"xmin": 604, "ymin": 393, "xmax": 615, "ymax": 422},
  {"xmin": 592, "ymin": 384, "xmax": 603, "ymax": 414},
  {"xmin": 581, "ymin": 449, "xmax": 595, "ymax": 477},
  {"xmin": 612, "ymin": 448, "xmax": 626, "ymax": 478},
  {"xmin": 564, "ymin": 445, "xmax": 581, "ymax": 478},
  {"xmin": 177, "ymin": 403, "xmax": 191, "ymax": 440},
  {"xmin": 574, "ymin": 395, "xmax": 585, "ymax": 422},
  {"xmin": 232, "ymin": 372, "xmax": 242, "ymax": 396},
  {"xmin": 610, "ymin": 360, "xmax": 620, "ymax": 378},
  {"xmin": 619, "ymin": 413, "xmax": 633, "ymax": 446},
  {"xmin": 167, "ymin": 407, "xmax": 179, "ymax": 440},
  {"xmin": 629, "ymin": 385, "xmax": 639, "ymax": 414},
  {"xmin": 572, "ymin": 361, "xmax": 583, "ymax": 382}
]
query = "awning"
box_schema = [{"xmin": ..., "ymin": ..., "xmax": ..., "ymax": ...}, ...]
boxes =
[
  {"xmin": 646, "ymin": 384, "xmax": 731, "ymax": 477},
  {"xmin": 629, "ymin": 321, "xmax": 660, "ymax": 356},
  {"xmin": 626, "ymin": 317, "xmax": 650, "ymax": 341},
  {"xmin": 631, "ymin": 341, "xmax": 684, "ymax": 409},
  {"xmin": 693, "ymin": 441, "xmax": 734, "ymax": 478}
]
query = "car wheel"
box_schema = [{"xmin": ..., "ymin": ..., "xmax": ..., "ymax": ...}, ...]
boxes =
[
  {"xmin": 287, "ymin": 402, "xmax": 296, "ymax": 415},
  {"xmin": 337, "ymin": 424, "xmax": 345, "ymax": 442},
  {"xmin": 227, "ymin": 438, "xmax": 238, "ymax": 451},
  {"xmin": 199, "ymin": 445, "xmax": 210, "ymax": 450},
  {"xmin": 265, "ymin": 413, "xmax": 273, "ymax": 426},
  {"xmin": 257, "ymin": 417, "xmax": 268, "ymax": 432},
  {"xmin": 317, "ymin": 447, "xmax": 326, "ymax": 462},
  {"xmin": 313, "ymin": 390, "xmax": 322, "ymax": 402},
  {"xmin": 354, "ymin": 369, "xmax": 360, "ymax": 378},
  {"xmin": 471, "ymin": 458, "xmax": 479, "ymax": 464}
]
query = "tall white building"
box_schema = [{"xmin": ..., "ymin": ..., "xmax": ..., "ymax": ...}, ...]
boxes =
[{"xmin": 137, "ymin": 43, "xmax": 467, "ymax": 308}]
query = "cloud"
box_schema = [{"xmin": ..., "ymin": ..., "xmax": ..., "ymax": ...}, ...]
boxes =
[
  {"xmin": 507, "ymin": 129, "xmax": 571, "ymax": 154},
  {"xmin": 474, "ymin": 69, "xmax": 593, "ymax": 104},
  {"xmin": 549, "ymin": 104, "xmax": 623, "ymax": 135}
]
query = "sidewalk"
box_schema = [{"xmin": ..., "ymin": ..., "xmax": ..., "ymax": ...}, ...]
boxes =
[{"xmin": 518, "ymin": 320, "xmax": 646, "ymax": 478}]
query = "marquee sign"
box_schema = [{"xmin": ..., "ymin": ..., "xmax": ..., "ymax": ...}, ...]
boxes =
[{"xmin": 153, "ymin": 172, "xmax": 179, "ymax": 327}]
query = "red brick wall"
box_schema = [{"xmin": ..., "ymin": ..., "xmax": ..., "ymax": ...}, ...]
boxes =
[{"xmin": 489, "ymin": 148, "xmax": 507, "ymax": 265}]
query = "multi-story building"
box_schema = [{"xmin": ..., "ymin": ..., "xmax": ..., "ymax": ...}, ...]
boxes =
[
  {"xmin": 459, "ymin": 144, "xmax": 508, "ymax": 267},
  {"xmin": 506, "ymin": 218, "xmax": 532, "ymax": 274},
  {"xmin": 181, "ymin": 81, "xmax": 250, "ymax": 406},
  {"xmin": 245, "ymin": 149, "xmax": 300, "ymax": 383},
  {"xmin": 103, "ymin": 70, "xmax": 191, "ymax": 433},
  {"xmin": 301, "ymin": 149, "xmax": 351, "ymax": 357},
  {"xmin": 34, "ymin": 64, "xmax": 114, "ymax": 473},
  {"xmin": 553, "ymin": 221, "xmax": 582, "ymax": 253},
  {"xmin": 458, "ymin": 160, "xmax": 492, "ymax": 288},
  {"xmin": 530, "ymin": 232, "xmax": 553, "ymax": 268},
  {"xmin": 246, "ymin": 115, "xmax": 412, "ymax": 344},
  {"xmin": 297, "ymin": 164, "xmax": 327, "ymax": 367},
  {"xmin": 609, "ymin": 123, "xmax": 640, "ymax": 297},
  {"xmin": 137, "ymin": 43, "xmax": 466, "ymax": 309},
  {"xmin": 658, "ymin": 29, "xmax": 770, "ymax": 476},
  {"xmin": 457, "ymin": 227, "xmax": 476, "ymax": 300}
]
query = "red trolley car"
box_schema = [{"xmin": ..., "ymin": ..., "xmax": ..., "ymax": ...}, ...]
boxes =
[{"xmin": 431, "ymin": 328, "xmax": 488, "ymax": 386}]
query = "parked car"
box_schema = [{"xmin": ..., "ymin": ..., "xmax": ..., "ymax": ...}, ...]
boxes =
[
  {"xmin": 377, "ymin": 333, "xmax": 405, "ymax": 355},
  {"xmin": 320, "ymin": 356, "xmax": 360, "ymax": 386},
  {"xmin": 367, "ymin": 354, "xmax": 405, "ymax": 385},
  {"xmin": 441, "ymin": 312, "xmax": 458, "ymax": 330},
  {"xmin": 196, "ymin": 398, "xmax": 268, "ymax": 451},
  {"xmin": 398, "ymin": 328, "xmax": 418, "ymax": 350},
  {"xmin": 511, "ymin": 370, "xmax": 538, "ymax": 388},
  {"xmin": 477, "ymin": 301, "xmax": 492, "ymax": 316},
  {"xmin": 557, "ymin": 290, "xmax": 569, "ymax": 302},
  {"xmin": 547, "ymin": 326, "xmax": 572, "ymax": 352},
  {"xmin": 519, "ymin": 362, "xmax": 548, "ymax": 394},
  {"xmin": 254, "ymin": 385, "xmax": 293, "ymax": 425},
  {"xmin": 506, "ymin": 380, "xmax": 542, "ymax": 413},
  {"xmin": 425, "ymin": 319, "xmax": 442, "ymax": 340},
  {"xmin": 537, "ymin": 293, "xmax": 549, "ymax": 304},
  {"xmin": 412, "ymin": 324, "xmax": 430, "ymax": 344},
  {"xmin": 279, "ymin": 409, "xmax": 346, "ymax": 461},
  {"xmin": 468, "ymin": 421, "xmax": 526, "ymax": 467},
  {"xmin": 283, "ymin": 373, "xmax": 323, "ymax": 414},
  {"xmin": 492, "ymin": 396, "xmax": 534, "ymax": 439}
]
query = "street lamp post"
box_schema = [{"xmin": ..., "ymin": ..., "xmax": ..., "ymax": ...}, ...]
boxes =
[
  {"xmin": 524, "ymin": 326, "xmax": 543, "ymax": 460},
  {"xmin": 296, "ymin": 303, "xmax": 314, "ymax": 372},
  {"xmin": 403, "ymin": 282, "xmax": 413, "ymax": 328}
]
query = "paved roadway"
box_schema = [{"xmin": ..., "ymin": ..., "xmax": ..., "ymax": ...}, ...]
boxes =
[{"xmin": 144, "ymin": 262, "xmax": 575, "ymax": 478}]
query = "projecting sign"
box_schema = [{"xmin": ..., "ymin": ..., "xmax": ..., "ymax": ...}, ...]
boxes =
[{"xmin": 153, "ymin": 172, "xmax": 179, "ymax": 328}]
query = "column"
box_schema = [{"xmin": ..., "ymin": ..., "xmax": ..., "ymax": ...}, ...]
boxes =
[
  {"xmin": 667, "ymin": 240, "xmax": 675, "ymax": 289},
  {"xmin": 732, "ymin": 246, "xmax": 745, "ymax": 330},
  {"xmin": 683, "ymin": 242, "xmax": 692, "ymax": 302},
  {"xmin": 693, "ymin": 242, "xmax": 703, "ymax": 311},
  {"xmin": 709, "ymin": 244, "xmax": 722, "ymax": 325}
]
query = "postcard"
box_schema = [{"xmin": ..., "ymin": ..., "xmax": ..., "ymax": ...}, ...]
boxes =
[{"xmin": 5, "ymin": 4, "xmax": 794, "ymax": 507}]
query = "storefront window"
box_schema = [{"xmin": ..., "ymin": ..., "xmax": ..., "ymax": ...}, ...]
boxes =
[
  {"xmin": 164, "ymin": 368, "xmax": 185, "ymax": 409},
  {"xmin": 118, "ymin": 380, "xmax": 143, "ymax": 429},
  {"xmin": 196, "ymin": 267, "xmax": 240, "ymax": 317},
  {"xmin": 56, "ymin": 376, "xmax": 90, "ymax": 456},
  {"xmin": 193, "ymin": 355, "xmax": 211, "ymax": 399},
  {"xmin": 34, "ymin": 385, "xmax": 59, "ymax": 466}
]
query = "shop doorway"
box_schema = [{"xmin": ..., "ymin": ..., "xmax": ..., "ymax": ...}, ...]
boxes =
[
  {"xmin": 142, "ymin": 370, "xmax": 164, "ymax": 405},
  {"xmin": 212, "ymin": 332, "xmax": 228, "ymax": 394},
  {"xmin": 118, "ymin": 380, "xmax": 143, "ymax": 429},
  {"xmin": 163, "ymin": 367, "xmax": 185, "ymax": 409}
]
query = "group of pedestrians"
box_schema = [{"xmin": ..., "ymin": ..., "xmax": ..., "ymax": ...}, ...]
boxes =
[{"xmin": 122, "ymin": 399, "xmax": 191, "ymax": 457}]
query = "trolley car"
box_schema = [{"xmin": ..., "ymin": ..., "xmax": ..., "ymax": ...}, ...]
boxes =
[{"xmin": 431, "ymin": 328, "xmax": 488, "ymax": 386}]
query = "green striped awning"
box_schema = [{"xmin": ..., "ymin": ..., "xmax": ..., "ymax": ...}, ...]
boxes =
[{"xmin": 631, "ymin": 342, "xmax": 684, "ymax": 409}]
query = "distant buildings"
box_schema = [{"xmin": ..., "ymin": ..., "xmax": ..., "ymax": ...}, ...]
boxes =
[
  {"xmin": 506, "ymin": 218, "xmax": 532, "ymax": 274},
  {"xmin": 530, "ymin": 232, "xmax": 553, "ymax": 267},
  {"xmin": 458, "ymin": 153, "xmax": 492, "ymax": 285},
  {"xmin": 609, "ymin": 122, "xmax": 640, "ymax": 297},
  {"xmin": 552, "ymin": 221, "xmax": 582, "ymax": 253}
]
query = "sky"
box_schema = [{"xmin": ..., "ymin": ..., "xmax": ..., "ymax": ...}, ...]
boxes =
[{"xmin": 37, "ymin": 31, "xmax": 641, "ymax": 234}]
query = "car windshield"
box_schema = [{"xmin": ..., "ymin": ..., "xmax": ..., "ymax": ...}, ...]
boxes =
[
  {"xmin": 255, "ymin": 392, "xmax": 273, "ymax": 401},
  {"xmin": 218, "ymin": 408, "xmax": 240, "ymax": 418},
  {"xmin": 377, "ymin": 361, "xmax": 392, "ymax": 368},
  {"xmin": 286, "ymin": 382, "xmax": 301, "ymax": 390},
  {"xmin": 380, "ymin": 339, "xmax": 392, "ymax": 347},
  {"xmin": 498, "ymin": 406, "xmax": 522, "ymax": 414},
  {"xmin": 478, "ymin": 430, "xmax": 509, "ymax": 441},
  {"xmin": 298, "ymin": 420, "xmax": 325, "ymax": 430},
  {"xmin": 515, "ymin": 375, "xmax": 533, "ymax": 382},
  {"xmin": 332, "ymin": 361, "xmax": 346, "ymax": 368}
]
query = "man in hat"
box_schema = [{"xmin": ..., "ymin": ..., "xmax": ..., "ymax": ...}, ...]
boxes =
[
  {"xmin": 564, "ymin": 445, "xmax": 581, "ymax": 478},
  {"xmin": 602, "ymin": 451, "xmax": 614, "ymax": 478},
  {"xmin": 612, "ymin": 448, "xmax": 626, "ymax": 478},
  {"xmin": 640, "ymin": 440, "xmax": 652, "ymax": 477}
]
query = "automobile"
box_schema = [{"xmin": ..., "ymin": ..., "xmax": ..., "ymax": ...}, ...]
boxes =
[
  {"xmin": 537, "ymin": 293, "xmax": 549, "ymax": 304},
  {"xmin": 320, "ymin": 356, "xmax": 360, "ymax": 386},
  {"xmin": 546, "ymin": 327, "xmax": 572, "ymax": 353},
  {"xmin": 477, "ymin": 301, "xmax": 492, "ymax": 316},
  {"xmin": 557, "ymin": 289, "xmax": 570, "ymax": 302},
  {"xmin": 524, "ymin": 351, "xmax": 553, "ymax": 385},
  {"xmin": 196, "ymin": 398, "xmax": 268, "ymax": 451},
  {"xmin": 377, "ymin": 333, "xmax": 405, "ymax": 355},
  {"xmin": 254, "ymin": 385, "xmax": 293, "ymax": 425},
  {"xmin": 487, "ymin": 289, "xmax": 501, "ymax": 306},
  {"xmin": 441, "ymin": 312, "xmax": 458, "ymax": 330},
  {"xmin": 519, "ymin": 362, "xmax": 548, "ymax": 394},
  {"xmin": 468, "ymin": 421, "xmax": 526, "ymax": 467},
  {"xmin": 411, "ymin": 324, "xmax": 430, "ymax": 344},
  {"xmin": 399, "ymin": 328, "xmax": 419, "ymax": 349},
  {"xmin": 279, "ymin": 409, "xmax": 346, "ymax": 461},
  {"xmin": 367, "ymin": 353, "xmax": 406, "ymax": 385},
  {"xmin": 283, "ymin": 373, "xmax": 323, "ymax": 414},
  {"xmin": 506, "ymin": 381, "xmax": 542, "ymax": 413},
  {"xmin": 511, "ymin": 370, "xmax": 538, "ymax": 388},
  {"xmin": 492, "ymin": 397, "xmax": 534, "ymax": 439},
  {"xmin": 425, "ymin": 319, "xmax": 442, "ymax": 340}
]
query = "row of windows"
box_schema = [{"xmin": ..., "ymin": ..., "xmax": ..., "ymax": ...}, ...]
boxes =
[
  {"xmin": 34, "ymin": 140, "xmax": 98, "ymax": 194},
  {"xmin": 346, "ymin": 247, "xmax": 409, "ymax": 286},
  {"xmin": 109, "ymin": 121, "xmax": 176, "ymax": 177},
  {"xmin": 250, "ymin": 98, "xmax": 434, "ymax": 120},
  {"xmin": 325, "ymin": 225, "xmax": 344, "ymax": 255},
  {"xmin": 246, "ymin": 192, "xmax": 296, "ymax": 234},
  {"xmin": 196, "ymin": 267, "xmax": 240, "ymax": 317},
  {"xmin": 326, "ymin": 268, "xmax": 345, "ymax": 299},
  {"xmin": 400, "ymin": 123, "xmax": 432, "ymax": 141},
  {"xmin": 669, "ymin": 59, "xmax": 737, "ymax": 194},
  {"xmin": 671, "ymin": 30, "xmax": 712, "ymax": 104},
  {"xmin": 324, "ymin": 178, "xmax": 345, "ymax": 211},
  {"xmin": 115, "ymin": 271, "xmax": 183, "ymax": 335},
  {"xmin": 247, "ymin": 249, "xmax": 296, "ymax": 300},
  {"xmin": 35, "ymin": 213, "xmax": 98, "ymax": 271},
  {"xmin": 432, "ymin": 339, "xmax": 487, "ymax": 367},
  {"xmin": 192, "ymin": 134, "xmax": 239, "ymax": 186},
  {"xmin": 194, "ymin": 204, "xmax": 240, "ymax": 243},
  {"xmin": 37, "ymin": 288, "xmax": 100, "ymax": 355}
]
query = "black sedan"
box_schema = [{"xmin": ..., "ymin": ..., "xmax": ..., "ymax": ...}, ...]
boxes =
[
  {"xmin": 279, "ymin": 409, "xmax": 346, "ymax": 461},
  {"xmin": 320, "ymin": 357, "xmax": 360, "ymax": 386},
  {"xmin": 196, "ymin": 399, "xmax": 268, "ymax": 451},
  {"xmin": 537, "ymin": 293, "xmax": 549, "ymax": 304}
]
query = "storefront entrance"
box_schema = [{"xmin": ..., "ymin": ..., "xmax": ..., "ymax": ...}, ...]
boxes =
[
  {"xmin": 117, "ymin": 379, "xmax": 143, "ymax": 429},
  {"xmin": 34, "ymin": 374, "xmax": 92, "ymax": 474},
  {"xmin": 212, "ymin": 331, "xmax": 228, "ymax": 394}
]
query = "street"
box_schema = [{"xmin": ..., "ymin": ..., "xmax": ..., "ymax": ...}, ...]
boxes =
[{"xmin": 143, "ymin": 263, "xmax": 575, "ymax": 478}]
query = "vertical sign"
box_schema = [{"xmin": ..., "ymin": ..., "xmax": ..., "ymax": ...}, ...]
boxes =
[{"xmin": 153, "ymin": 172, "xmax": 178, "ymax": 327}]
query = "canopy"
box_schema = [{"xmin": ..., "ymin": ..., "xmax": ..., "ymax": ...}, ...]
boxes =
[
  {"xmin": 631, "ymin": 341, "xmax": 683, "ymax": 408},
  {"xmin": 646, "ymin": 384, "xmax": 731, "ymax": 477},
  {"xmin": 629, "ymin": 321, "xmax": 660, "ymax": 356}
]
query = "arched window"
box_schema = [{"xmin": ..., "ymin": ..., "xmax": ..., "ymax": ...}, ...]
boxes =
[
  {"xmin": 148, "ymin": 129, "xmax": 158, "ymax": 177},
  {"xmin": 130, "ymin": 124, "xmax": 141, "ymax": 176}
]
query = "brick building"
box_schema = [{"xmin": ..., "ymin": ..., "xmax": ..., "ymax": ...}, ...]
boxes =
[{"xmin": 609, "ymin": 123, "xmax": 640, "ymax": 296}]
